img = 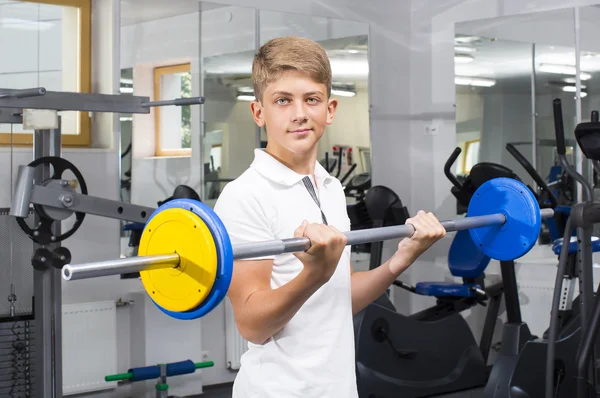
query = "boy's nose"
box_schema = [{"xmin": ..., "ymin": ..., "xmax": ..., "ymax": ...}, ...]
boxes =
[{"xmin": 291, "ymin": 105, "xmax": 308, "ymax": 123}]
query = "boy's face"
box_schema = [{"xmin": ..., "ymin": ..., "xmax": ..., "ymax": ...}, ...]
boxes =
[{"xmin": 250, "ymin": 70, "xmax": 338, "ymax": 160}]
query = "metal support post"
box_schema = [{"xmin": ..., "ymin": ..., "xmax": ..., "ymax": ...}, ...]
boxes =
[{"xmin": 33, "ymin": 118, "xmax": 63, "ymax": 398}]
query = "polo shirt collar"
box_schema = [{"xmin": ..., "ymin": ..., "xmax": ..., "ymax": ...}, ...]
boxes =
[{"xmin": 250, "ymin": 149, "xmax": 332, "ymax": 187}]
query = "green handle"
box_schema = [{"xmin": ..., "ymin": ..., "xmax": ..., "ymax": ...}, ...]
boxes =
[
  {"xmin": 105, "ymin": 372, "xmax": 133, "ymax": 382},
  {"xmin": 195, "ymin": 361, "xmax": 214, "ymax": 369}
]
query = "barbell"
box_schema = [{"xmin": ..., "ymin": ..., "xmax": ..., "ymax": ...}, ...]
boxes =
[{"xmin": 62, "ymin": 177, "xmax": 553, "ymax": 320}]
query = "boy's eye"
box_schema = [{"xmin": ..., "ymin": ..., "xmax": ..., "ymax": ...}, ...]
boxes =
[
  {"xmin": 307, "ymin": 98, "xmax": 319, "ymax": 104},
  {"xmin": 276, "ymin": 98, "xmax": 289, "ymax": 105}
]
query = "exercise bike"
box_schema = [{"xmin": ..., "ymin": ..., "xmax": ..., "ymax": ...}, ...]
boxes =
[{"xmin": 353, "ymin": 148, "xmax": 556, "ymax": 397}]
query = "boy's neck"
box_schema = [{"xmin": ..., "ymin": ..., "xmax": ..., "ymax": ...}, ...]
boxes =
[{"xmin": 265, "ymin": 145, "xmax": 317, "ymax": 176}]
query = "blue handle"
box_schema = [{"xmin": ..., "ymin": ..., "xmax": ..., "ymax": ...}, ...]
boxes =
[{"xmin": 128, "ymin": 360, "xmax": 196, "ymax": 382}]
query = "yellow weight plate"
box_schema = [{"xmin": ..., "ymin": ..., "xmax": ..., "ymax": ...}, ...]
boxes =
[{"xmin": 138, "ymin": 208, "xmax": 218, "ymax": 312}]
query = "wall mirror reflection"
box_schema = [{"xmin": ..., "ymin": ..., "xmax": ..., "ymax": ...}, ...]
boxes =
[{"xmin": 453, "ymin": 8, "xmax": 585, "ymax": 219}]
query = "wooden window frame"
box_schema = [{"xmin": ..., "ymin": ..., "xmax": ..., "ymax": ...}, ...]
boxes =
[
  {"xmin": 154, "ymin": 63, "xmax": 192, "ymax": 157},
  {"xmin": 0, "ymin": 0, "xmax": 91, "ymax": 147},
  {"xmin": 462, "ymin": 138, "xmax": 480, "ymax": 174}
]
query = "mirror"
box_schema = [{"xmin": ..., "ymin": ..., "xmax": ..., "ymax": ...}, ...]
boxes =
[
  {"xmin": 119, "ymin": 0, "xmax": 203, "ymax": 260},
  {"xmin": 579, "ymin": 4, "xmax": 600, "ymax": 192},
  {"xmin": 119, "ymin": 67, "xmax": 133, "ymax": 257},
  {"xmin": 454, "ymin": 8, "xmax": 578, "ymax": 200},
  {"xmin": 200, "ymin": 2, "xmax": 257, "ymax": 206}
]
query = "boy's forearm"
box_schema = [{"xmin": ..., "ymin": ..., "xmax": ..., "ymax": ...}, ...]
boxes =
[
  {"xmin": 238, "ymin": 270, "xmax": 323, "ymax": 344},
  {"xmin": 350, "ymin": 256, "xmax": 410, "ymax": 315}
]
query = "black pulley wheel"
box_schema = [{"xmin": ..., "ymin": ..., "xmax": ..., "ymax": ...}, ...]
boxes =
[
  {"xmin": 17, "ymin": 156, "xmax": 88, "ymax": 244},
  {"xmin": 52, "ymin": 247, "xmax": 72, "ymax": 269},
  {"xmin": 32, "ymin": 248, "xmax": 52, "ymax": 271}
]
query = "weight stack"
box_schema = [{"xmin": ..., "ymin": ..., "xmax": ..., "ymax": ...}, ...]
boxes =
[{"xmin": 0, "ymin": 208, "xmax": 35, "ymax": 397}]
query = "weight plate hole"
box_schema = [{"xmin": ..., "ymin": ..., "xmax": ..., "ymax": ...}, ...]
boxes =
[{"xmin": 152, "ymin": 291, "xmax": 155, "ymax": 294}]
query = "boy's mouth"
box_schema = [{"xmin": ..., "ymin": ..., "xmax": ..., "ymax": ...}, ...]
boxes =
[{"xmin": 289, "ymin": 128, "xmax": 312, "ymax": 134}]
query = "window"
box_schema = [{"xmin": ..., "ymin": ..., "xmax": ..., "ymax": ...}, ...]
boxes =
[
  {"xmin": 0, "ymin": 0, "xmax": 91, "ymax": 146},
  {"xmin": 210, "ymin": 144, "xmax": 222, "ymax": 171},
  {"xmin": 462, "ymin": 139, "xmax": 480, "ymax": 173},
  {"xmin": 153, "ymin": 63, "xmax": 192, "ymax": 156}
]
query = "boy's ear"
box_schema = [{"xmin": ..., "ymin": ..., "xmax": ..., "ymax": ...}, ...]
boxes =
[
  {"xmin": 326, "ymin": 98, "xmax": 338, "ymax": 125},
  {"xmin": 250, "ymin": 100, "xmax": 265, "ymax": 127}
]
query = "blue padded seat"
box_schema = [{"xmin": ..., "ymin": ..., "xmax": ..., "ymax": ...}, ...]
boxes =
[
  {"xmin": 415, "ymin": 282, "xmax": 480, "ymax": 297},
  {"xmin": 552, "ymin": 236, "xmax": 600, "ymax": 256},
  {"xmin": 414, "ymin": 229, "xmax": 489, "ymax": 298}
]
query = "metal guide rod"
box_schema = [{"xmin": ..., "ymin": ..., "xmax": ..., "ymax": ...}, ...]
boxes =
[
  {"xmin": 62, "ymin": 209, "xmax": 554, "ymax": 281},
  {"xmin": 0, "ymin": 88, "xmax": 205, "ymax": 114},
  {"xmin": 0, "ymin": 87, "xmax": 46, "ymax": 99},
  {"xmin": 141, "ymin": 97, "xmax": 205, "ymax": 107}
]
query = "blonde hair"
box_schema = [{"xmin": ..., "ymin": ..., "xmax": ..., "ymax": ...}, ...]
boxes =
[{"xmin": 252, "ymin": 36, "xmax": 332, "ymax": 102}]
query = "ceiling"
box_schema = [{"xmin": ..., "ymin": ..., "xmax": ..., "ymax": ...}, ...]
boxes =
[
  {"xmin": 454, "ymin": 6, "xmax": 600, "ymax": 96},
  {"xmin": 454, "ymin": 34, "xmax": 600, "ymax": 96},
  {"xmin": 120, "ymin": 0, "xmax": 225, "ymax": 26},
  {"xmin": 118, "ymin": 0, "xmax": 369, "ymax": 92},
  {"xmin": 203, "ymin": 36, "xmax": 369, "ymax": 91}
]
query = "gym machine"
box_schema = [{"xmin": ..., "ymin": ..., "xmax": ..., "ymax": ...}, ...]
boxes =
[
  {"xmin": 571, "ymin": 108, "xmax": 600, "ymax": 398},
  {"xmin": 0, "ymin": 86, "xmax": 204, "ymax": 398},
  {"xmin": 482, "ymin": 99, "xmax": 600, "ymax": 398},
  {"xmin": 352, "ymin": 146, "xmax": 557, "ymax": 398}
]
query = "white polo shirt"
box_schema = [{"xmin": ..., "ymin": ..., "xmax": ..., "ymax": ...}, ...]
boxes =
[{"xmin": 213, "ymin": 149, "xmax": 358, "ymax": 398}]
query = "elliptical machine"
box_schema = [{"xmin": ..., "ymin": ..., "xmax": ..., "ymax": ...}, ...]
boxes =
[
  {"xmin": 552, "ymin": 104, "xmax": 600, "ymax": 398},
  {"xmin": 482, "ymin": 99, "xmax": 600, "ymax": 398}
]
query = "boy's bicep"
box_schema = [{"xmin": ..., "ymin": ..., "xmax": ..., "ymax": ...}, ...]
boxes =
[{"xmin": 227, "ymin": 259, "xmax": 273, "ymax": 308}]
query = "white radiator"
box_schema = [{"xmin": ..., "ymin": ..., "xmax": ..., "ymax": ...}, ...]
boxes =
[
  {"xmin": 225, "ymin": 298, "xmax": 248, "ymax": 370},
  {"xmin": 62, "ymin": 301, "xmax": 118, "ymax": 395}
]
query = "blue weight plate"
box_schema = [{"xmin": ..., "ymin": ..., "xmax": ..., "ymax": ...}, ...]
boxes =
[
  {"xmin": 145, "ymin": 199, "xmax": 234, "ymax": 320},
  {"xmin": 468, "ymin": 177, "xmax": 541, "ymax": 261}
]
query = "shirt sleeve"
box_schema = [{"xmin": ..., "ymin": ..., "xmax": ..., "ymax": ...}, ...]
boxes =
[{"xmin": 213, "ymin": 183, "xmax": 275, "ymax": 261}]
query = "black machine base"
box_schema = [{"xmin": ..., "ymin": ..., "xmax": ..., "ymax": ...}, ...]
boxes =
[
  {"xmin": 483, "ymin": 323, "xmax": 534, "ymax": 397},
  {"xmin": 484, "ymin": 316, "xmax": 592, "ymax": 398},
  {"xmin": 354, "ymin": 300, "xmax": 489, "ymax": 398}
]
